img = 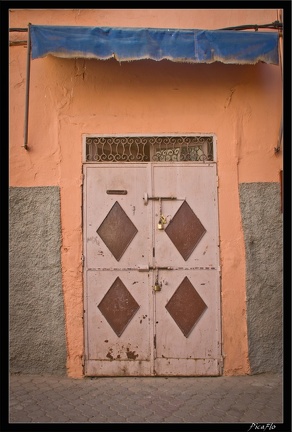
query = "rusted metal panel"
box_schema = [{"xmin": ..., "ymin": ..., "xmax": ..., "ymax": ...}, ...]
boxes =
[
  {"xmin": 165, "ymin": 276, "xmax": 207, "ymax": 337},
  {"xmin": 97, "ymin": 201, "xmax": 138, "ymax": 261},
  {"xmin": 98, "ymin": 277, "xmax": 140, "ymax": 337},
  {"xmin": 165, "ymin": 201, "xmax": 206, "ymax": 261}
]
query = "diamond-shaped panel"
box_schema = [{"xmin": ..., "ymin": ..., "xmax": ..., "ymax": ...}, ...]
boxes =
[
  {"xmin": 165, "ymin": 201, "xmax": 206, "ymax": 261},
  {"xmin": 97, "ymin": 201, "xmax": 138, "ymax": 261},
  {"xmin": 98, "ymin": 277, "xmax": 140, "ymax": 337},
  {"xmin": 165, "ymin": 277, "xmax": 207, "ymax": 337}
]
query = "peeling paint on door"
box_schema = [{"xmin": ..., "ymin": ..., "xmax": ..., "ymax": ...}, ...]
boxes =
[{"xmin": 84, "ymin": 162, "xmax": 221, "ymax": 376}]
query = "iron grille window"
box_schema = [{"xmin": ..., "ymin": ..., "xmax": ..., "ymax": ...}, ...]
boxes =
[{"xmin": 85, "ymin": 136, "xmax": 214, "ymax": 162}]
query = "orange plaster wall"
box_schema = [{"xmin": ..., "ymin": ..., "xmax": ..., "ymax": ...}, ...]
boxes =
[
  {"xmin": 9, "ymin": 9, "xmax": 282, "ymax": 377},
  {"xmin": 215, "ymin": 61, "xmax": 282, "ymax": 374}
]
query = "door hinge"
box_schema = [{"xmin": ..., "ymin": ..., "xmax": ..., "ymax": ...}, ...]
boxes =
[
  {"xmin": 154, "ymin": 334, "xmax": 156, "ymax": 349},
  {"xmin": 216, "ymin": 175, "xmax": 219, "ymax": 188},
  {"xmin": 81, "ymin": 254, "xmax": 85, "ymax": 267}
]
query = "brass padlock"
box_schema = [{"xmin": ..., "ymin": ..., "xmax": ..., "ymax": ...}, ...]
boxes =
[
  {"xmin": 153, "ymin": 273, "xmax": 161, "ymax": 291},
  {"xmin": 158, "ymin": 215, "xmax": 167, "ymax": 230}
]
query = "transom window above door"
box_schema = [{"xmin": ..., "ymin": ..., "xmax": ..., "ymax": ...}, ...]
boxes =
[{"xmin": 84, "ymin": 135, "xmax": 215, "ymax": 163}]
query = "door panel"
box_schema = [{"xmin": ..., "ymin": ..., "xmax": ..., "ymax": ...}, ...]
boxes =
[
  {"xmin": 85, "ymin": 270, "xmax": 152, "ymax": 376},
  {"xmin": 84, "ymin": 165, "xmax": 153, "ymax": 376},
  {"xmin": 153, "ymin": 164, "xmax": 219, "ymax": 268},
  {"xmin": 154, "ymin": 270, "xmax": 221, "ymax": 375},
  {"xmin": 151, "ymin": 164, "xmax": 220, "ymax": 375},
  {"xmin": 84, "ymin": 162, "xmax": 221, "ymax": 376},
  {"xmin": 85, "ymin": 165, "xmax": 150, "ymax": 270}
]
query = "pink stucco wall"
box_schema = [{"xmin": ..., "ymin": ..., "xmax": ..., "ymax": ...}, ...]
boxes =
[{"xmin": 9, "ymin": 9, "xmax": 282, "ymax": 377}]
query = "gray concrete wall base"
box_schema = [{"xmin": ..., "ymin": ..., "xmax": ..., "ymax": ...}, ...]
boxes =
[
  {"xmin": 9, "ymin": 187, "xmax": 67, "ymax": 375},
  {"xmin": 239, "ymin": 182, "xmax": 283, "ymax": 374}
]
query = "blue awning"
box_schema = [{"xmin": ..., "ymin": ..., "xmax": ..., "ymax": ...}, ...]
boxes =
[{"xmin": 30, "ymin": 25, "xmax": 279, "ymax": 65}]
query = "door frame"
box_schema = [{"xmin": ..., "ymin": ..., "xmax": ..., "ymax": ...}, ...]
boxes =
[{"xmin": 82, "ymin": 134, "xmax": 222, "ymax": 376}]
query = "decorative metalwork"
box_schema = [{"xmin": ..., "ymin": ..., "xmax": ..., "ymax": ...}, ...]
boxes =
[
  {"xmin": 165, "ymin": 277, "xmax": 207, "ymax": 337},
  {"xmin": 86, "ymin": 136, "xmax": 214, "ymax": 162},
  {"xmin": 86, "ymin": 136, "xmax": 150, "ymax": 162},
  {"xmin": 98, "ymin": 277, "xmax": 140, "ymax": 337},
  {"xmin": 97, "ymin": 201, "xmax": 138, "ymax": 261},
  {"xmin": 165, "ymin": 201, "xmax": 206, "ymax": 261},
  {"xmin": 152, "ymin": 136, "xmax": 213, "ymax": 162}
]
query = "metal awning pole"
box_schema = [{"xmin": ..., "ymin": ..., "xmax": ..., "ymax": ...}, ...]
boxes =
[
  {"xmin": 278, "ymin": 28, "xmax": 283, "ymax": 152},
  {"xmin": 23, "ymin": 23, "xmax": 31, "ymax": 150},
  {"xmin": 275, "ymin": 10, "xmax": 283, "ymax": 154}
]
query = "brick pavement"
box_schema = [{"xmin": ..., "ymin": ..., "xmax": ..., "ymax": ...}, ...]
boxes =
[{"xmin": 9, "ymin": 372, "xmax": 283, "ymax": 425}]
